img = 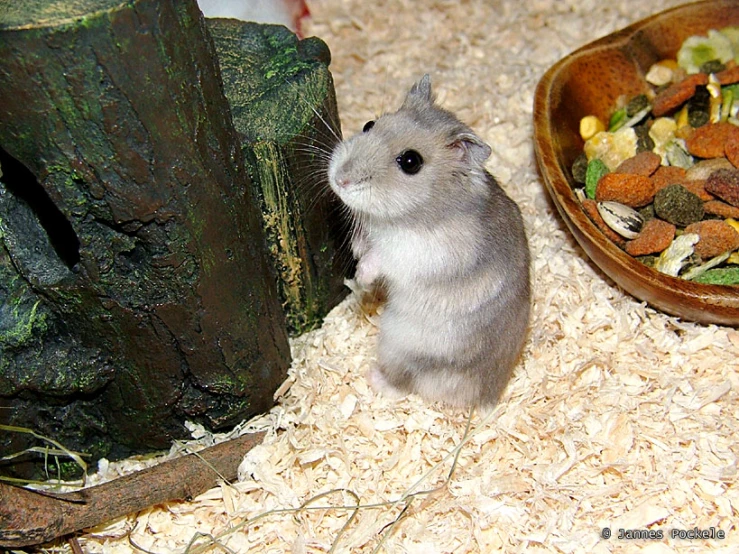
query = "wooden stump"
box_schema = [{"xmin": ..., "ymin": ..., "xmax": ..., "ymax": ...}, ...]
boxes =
[
  {"xmin": 209, "ymin": 20, "xmax": 351, "ymax": 335},
  {"xmin": 0, "ymin": 0, "xmax": 291, "ymax": 478}
]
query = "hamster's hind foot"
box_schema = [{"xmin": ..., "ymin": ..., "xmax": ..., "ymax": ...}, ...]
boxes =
[{"xmin": 367, "ymin": 364, "xmax": 406, "ymax": 400}]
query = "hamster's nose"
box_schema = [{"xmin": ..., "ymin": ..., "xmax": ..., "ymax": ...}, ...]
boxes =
[
  {"xmin": 335, "ymin": 176, "xmax": 351, "ymax": 188},
  {"xmin": 333, "ymin": 168, "xmax": 352, "ymax": 188}
]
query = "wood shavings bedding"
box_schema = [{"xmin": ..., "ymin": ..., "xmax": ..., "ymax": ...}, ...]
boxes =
[{"xmin": 77, "ymin": 0, "xmax": 738, "ymax": 552}]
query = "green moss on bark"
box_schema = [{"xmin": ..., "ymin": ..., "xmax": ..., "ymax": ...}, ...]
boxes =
[{"xmin": 210, "ymin": 20, "xmax": 349, "ymax": 335}]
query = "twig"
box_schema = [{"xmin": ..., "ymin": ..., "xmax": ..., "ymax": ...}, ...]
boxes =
[{"xmin": 0, "ymin": 432, "xmax": 265, "ymax": 548}]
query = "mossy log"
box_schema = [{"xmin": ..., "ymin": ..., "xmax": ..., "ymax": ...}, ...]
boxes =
[
  {"xmin": 0, "ymin": 0, "xmax": 291, "ymax": 478},
  {"xmin": 208, "ymin": 20, "xmax": 351, "ymax": 335}
]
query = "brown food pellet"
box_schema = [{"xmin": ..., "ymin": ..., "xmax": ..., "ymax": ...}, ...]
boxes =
[
  {"xmin": 595, "ymin": 173, "xmax": 655, "ymax": 207},
  {"xmin": 703, "ymin": 200, "xmax": 739, "ymax": 219},
  {"xmin": 625, "ymin": 219, "xmax": 676, "ymax": 256},
  {"xmin": 614, "ymin": 151, "xmax": 661, "ymax": 176},
  {"xmin": 652, "ymin": 73, "xmax": 709, "ymax": 117},
  {"xmin": 686, "ymin": 122, "xmax": 739, "ymax": 159},
  {"xmin": 582, "ymin": 199, "xmax": 626, "ymax": 247},
  {"xmin": 684, "ymin": 220, "xmax": 739, "ymax": 259},
  {"xmin": 705, "ymin": 167, "xmax": 739, "ymax": 207},
  {"xmin": 716, "ymin": 65, "xmax": 739, "ymax": 85},
  {"xmin": 651, "ymin": 165, "xmax": 687, "ymax": 192}
]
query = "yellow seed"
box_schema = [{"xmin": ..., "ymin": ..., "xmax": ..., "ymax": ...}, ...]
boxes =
[
  {"xmin": 726, "ymin": 218, "xmax": 739, "ymax": 233},
  {"xmin": 645, "ymin": 61, "xmax": 675, "ymax": 86},
  {"xmin": 708, "ymin": 75, "xmax": 722, "ymax": 123},
  {"xmin": 675, "ymin": 105, "xmax": 690, "ymax": 129},
  {"xmin": 661, "ymin": 59, "xmax": 679, "ymax": 70},
  {"xmin": 580, "ymin": 115, "xmax": 606, "ymax": 141},
  {"xmin": 710, "ymin": 95, "xmax": 722, "ymax": 123}
]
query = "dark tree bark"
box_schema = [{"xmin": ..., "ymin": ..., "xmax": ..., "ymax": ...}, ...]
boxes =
[
  {"xmin": 209, "ymin": 20, "xmax": 351, "ymax": 335},
  {"xmin": 0, "ymin": 0, "xmax": 291, "ymax": 478}
]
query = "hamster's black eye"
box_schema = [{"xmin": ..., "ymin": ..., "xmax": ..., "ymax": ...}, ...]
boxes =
[
  {"xmin": 363, "ymin": 120, "xmax": 375, "ymax": 132},
  {"xmin": 396, "ymin": 150, "xmax": 424, "ymax": 175}
]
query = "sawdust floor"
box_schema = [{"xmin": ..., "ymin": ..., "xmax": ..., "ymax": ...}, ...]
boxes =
[{"xmin": 81, "ymin": 0, "xmax": 738, "ymax": 552}]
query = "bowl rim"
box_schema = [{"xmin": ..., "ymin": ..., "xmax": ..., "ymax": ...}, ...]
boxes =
[{"xmin": 533, "ymin": 0, "xmax": 739, "ymax": 325}]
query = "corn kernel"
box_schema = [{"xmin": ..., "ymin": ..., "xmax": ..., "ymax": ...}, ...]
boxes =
[
  {"xmin": 645, "ymin": 61, "xmax": 675, "ymax": 86},
  {"xmin": 579, "ymin": 115, "xmax": 606, "ymax": 141},
  {"xmin": 675, "ymin": 105, "xmax": 690, "ymax": 129}
]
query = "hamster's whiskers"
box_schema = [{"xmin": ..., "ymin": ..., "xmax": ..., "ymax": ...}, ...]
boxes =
[{"xmin": 281, "ymin": 77, "xmax": 343, "ymax": 144}]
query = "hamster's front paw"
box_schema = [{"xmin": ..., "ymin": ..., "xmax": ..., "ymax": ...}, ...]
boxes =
[
  {"xmin": 355, "ymin": 249, "xmax": 381, "ymax": 289},
  {"xmin": 367, "ymin": 364, "xmax": 406, "ymax": 400}
]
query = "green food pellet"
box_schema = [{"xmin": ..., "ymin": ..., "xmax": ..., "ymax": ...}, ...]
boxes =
[
  {"xmin": 636, "ymin": 255, "xmax": 658, "ymax": 268},
  {"xmin": 722, "ymin": 88, "xmax": 734, "ymax": 122},
  {"xmin": 725, "ymin": 83, "xmax": 739, "ymax": 97},
  {"xmin": 634, "ymin": 124, "xmax": 655, "ymax": 153},
  {"xmin": 585, "ymin": 158, "xmax": 609, "ymax": 199},
  {"xmin": 608, "ymin": 108, "xmax": 627, "ymax": 132},
  {"xmin": 626, "ymin": 94, "xmax": 649, "ymax": 117},
  {"xmin": 692, "ymin": 267, "xmax": 739, "ymax": 285},
  {"xmin": 653, "ymin": 184, "xmax": 705, "ymax": 226},
  {"xmin": 699, "ymin": 59, "xmax": 726, "ymax": 74},
  {"xmin": 689, "ymin": 110, "xmax": 710, "ymax": 127},
  {"xmin": 638, "ymin": 204, "xmax": 656, "ymax": 222},
  {"xmin": 571, "ymin": 152, "xmax": 588, "ymax": 185},
  {"xmin": 688, "ymin": 86, "xmax": 710, "ymax": 127}
]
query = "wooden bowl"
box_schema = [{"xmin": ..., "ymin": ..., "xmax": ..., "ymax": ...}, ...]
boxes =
[{"xmin": 533, "ymin": 0, "xmax": 739, "ymax": 326}]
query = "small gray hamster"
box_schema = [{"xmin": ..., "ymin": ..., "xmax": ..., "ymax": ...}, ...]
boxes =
[{"xmin": 328, "ymin": 75, "xmax": 530, "ymax": 408}]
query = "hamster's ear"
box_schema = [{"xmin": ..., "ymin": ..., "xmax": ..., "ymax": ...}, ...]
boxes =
[
  {"xmin": 450, "ymin": 132, "xmax": 492, "ymax": 166},
  {"xmin": 402, "ymin": 74, "xmax": 433, "ymax": 107}
]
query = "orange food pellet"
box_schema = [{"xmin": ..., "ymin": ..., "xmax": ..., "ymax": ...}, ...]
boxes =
[
  {"xmin": 595, "ymin": 173, "xmax": 655, "ymax": 208},
  {"xmin": 686, "ymin": 122, "xmax": 739, "ymax": 159},
  {"xmin": 703, "ymin": 200, "xmax": 739, "ymax": 219},
  {"xmin": 727, "ymin": 136, "xmax": 739, "ymax": 169},
  {"xmin": 625, "ymin": 219, "xmax": 676, "ymax": 256},
  {"xmin": 652, "ymin": 73, "xmax": 709, "ymax": 117},
  {"xmin": 716, "ymin": 65, "xmax": 739, "ymax": 85},
  {"xmin": 651, "ymin": 165, "xmax": 687, "ymax": 192},
  {"xmin": 680, "ymin": 180, "xmax": 714, "ymax": 201},
  {"xmin": 614, "ymin": 151, "xmax": 661, "ymax": 176},
  {"xmin": 684, "ymin": 220, "xmax": 739, "ymax": 259}
]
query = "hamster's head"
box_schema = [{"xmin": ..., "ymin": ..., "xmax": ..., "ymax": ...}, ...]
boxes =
[{"xmin": 328, "ymin": 75, "xmax": 493, "ymax": 221}]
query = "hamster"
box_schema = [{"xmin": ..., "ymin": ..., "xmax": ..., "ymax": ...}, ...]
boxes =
[{"xmin": 328, "ymin": 75, "xmax": 530, "ymax": 408}]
